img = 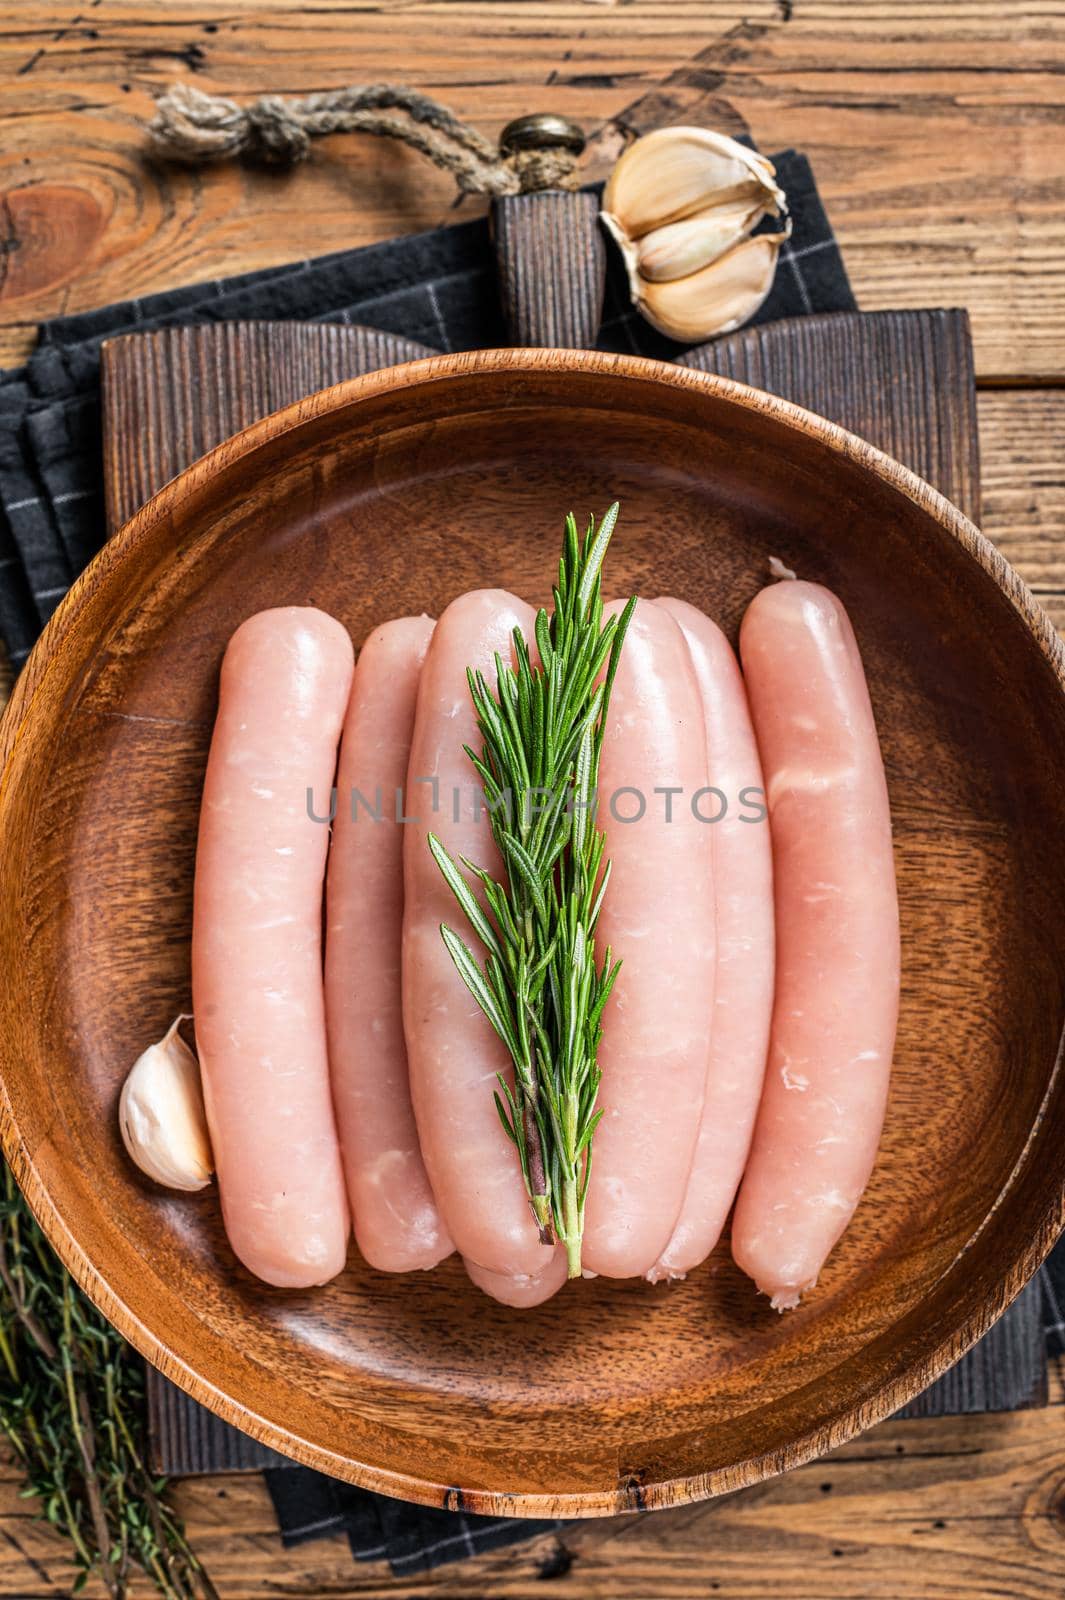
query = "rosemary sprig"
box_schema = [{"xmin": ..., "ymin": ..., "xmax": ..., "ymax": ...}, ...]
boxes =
[
  {"xmin": 430, "ymin": 504, "xmax": 635, "ymax": 1277},
  {"xmin": 0, "ymin": 1165, "xmax": 217, "ymax": 1598}
]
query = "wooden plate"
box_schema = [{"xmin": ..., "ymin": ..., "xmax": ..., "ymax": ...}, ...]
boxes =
[{"xmin": 1, "ymin": 350, "xmax": 1064, "ymax": 1516}]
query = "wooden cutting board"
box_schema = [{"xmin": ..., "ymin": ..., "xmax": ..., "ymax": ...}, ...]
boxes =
[{"xmin": 100, "ymin": 309, "xmax": 1047, "ymax": 1479}]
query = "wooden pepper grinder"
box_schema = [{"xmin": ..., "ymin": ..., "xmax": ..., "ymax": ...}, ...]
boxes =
[{"xmin": 491, "ymin": 114, "xmax": 607, "ymax": 350}]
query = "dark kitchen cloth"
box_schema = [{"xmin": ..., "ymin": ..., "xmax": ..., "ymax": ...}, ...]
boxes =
[
  {"xmin": 0, "ymin": 151, "xmax": 848, "ymax": 667},
  {"xmin": 8, "ymin": 145, "xmax": 1053, "ymax": 1575},
  {"xmin": 261, "ymin": 1467, "xmax": 560, "ymax": 1575}
]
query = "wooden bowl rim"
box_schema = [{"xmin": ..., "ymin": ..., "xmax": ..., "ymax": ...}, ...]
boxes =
[{"xmin": 2, "ymin": 345, "xmax": 1064, "ymax": 1515}]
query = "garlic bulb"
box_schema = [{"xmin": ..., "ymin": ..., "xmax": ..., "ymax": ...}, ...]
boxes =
[
  {"xmin": 601, "ymin": 127, "xmax": 790, "ymax": 343},
  {"xmin": 119, "ymin": 1017, "xmax": 214, "ymax": 1191}
]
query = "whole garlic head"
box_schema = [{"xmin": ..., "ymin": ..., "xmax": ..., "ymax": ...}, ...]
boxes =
[
  {"xmin": 601, "ymin": 127, "xmax": 790, "ymax": 343},
  {"xmin": 119, "ymin": 1016, "xmax": 214, "ymax": 1191}
]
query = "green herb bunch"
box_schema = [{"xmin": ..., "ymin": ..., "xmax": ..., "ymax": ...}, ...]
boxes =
[
  {"xmin": 430, "ymin": 504, "xmax": 635, "ymax": 1277},
  {"xmin": 0, "ymin": 1166, "xmax": 216, "ymax": 1598}
]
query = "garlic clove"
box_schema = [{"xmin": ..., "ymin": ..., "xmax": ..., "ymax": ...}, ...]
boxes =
[
  {"xmin": 119, "ymin": 1016, "xmax": 214, "ymax": 1192},
  {"xmin": 634, "ymin": 198, "xmax": 771, "ymax": 284},
  {"xmin": 602, "ymin": 126, "xmax": 785, "ymax": 240},
  {"xmin": 599, "ymin": 208, "xmax": 641, "ymax": 293},
  {"xmin": 635, "ymin": 231, "xmax": 787, "ymax": 344}
]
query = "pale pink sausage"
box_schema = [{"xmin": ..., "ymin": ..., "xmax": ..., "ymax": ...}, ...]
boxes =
[
  {"xmin": 647, "ymin": 598, "xmax": 775, "ymax": 1282},
  {"xmin": 582, "ymin": 600, "xmax": 716, "ymax": 1279},
  {"xmin": 402, "ymin": 589, "xmax": 561, "ymax": 1283},
  {"xmin": 325, "ymin": 617, "xmax": 454, "ymax": 1273},
  {"xmin": 465, "ymin": 1251, "xmax": 569, "ymax": 1308},
  {"xmin": 732, "ymin": 580, "xmax": 899, "ymax": 1309},
  {"xmin": 193, "ymin": 608, "xmax": 353, "ymax": 1288}
]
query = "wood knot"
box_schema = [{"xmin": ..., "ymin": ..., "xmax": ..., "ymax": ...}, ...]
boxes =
[
  {"xmin": 536, "ymin": 1538, "xmax": 575, "ymax": 1580},
  {"xmin": 0, "ymin": 185, "xmax": 105, "ymax": 304}
]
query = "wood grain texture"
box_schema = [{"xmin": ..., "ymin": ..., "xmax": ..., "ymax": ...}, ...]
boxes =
[
  {"xmin": 1, "ymin": 3, "xmax": 1063, "ymax": 378},
  {"xmin": 103, "ymin": 321, "xmax": 435, "ymax": 529},
  {"xmin": 146, "ymin": 1268, "xmax": 1046, "ymax": 1475},
  {"xmin": 682, "ymin": 309, "xmax": 981, "ymax": 525},
  {"xmin": 491, "ymin": 190, "xmax": 606, "ymax": 348},
  {"xmin": 4, "ymin": 1370, "xmax": 1065, "ymax": 1597},
  {"xmin": 3, "ymin": 347, "xmax": 1065, "ymax": 1516},
  {"xmin": 898, "ymin": 1275, "xmax": 1045, "ymax": 1421},
  {"xmin": 147, "ymin": 1369, "xmax": 288, "ymax": 1475},
  {"xmin": 0, "ymin": 6, "xmax": 1060, "ymax": 1589},
  {"xmin": 978, "ymin": 389, "xmax": 1065, "ymax": 636}
]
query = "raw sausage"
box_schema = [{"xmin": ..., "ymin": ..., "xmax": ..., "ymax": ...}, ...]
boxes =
[
  {"xmin": 465, "ymin": 1251, "xmax": 569, "ymax": 1308},
  {"xmin": 647, "ymin": 598, "xmax": 774, "ymax": 1282},
  {"xmin": 193, "ymin": 608, "xmax": 353, "ymax": 1288},
  {"xmin": 402, "ymin": 589, "xmax": 561, "ymax": 1283},
  {"xmin": 731, "ymin": 579, "xmax": 899, "ymax": 1309},
  {"xmin": 582, "ymin": 599, "xmax": 716, "ymax": 1278},
  {"xmin": 325, "ymin": 616, "xmax": 454, "ymax": 1273}
]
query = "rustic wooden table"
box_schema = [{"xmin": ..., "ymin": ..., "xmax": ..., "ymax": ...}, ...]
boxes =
[{"xmin": 1, "ymin": 2, "xmax": 1063, "ymax": 1595}]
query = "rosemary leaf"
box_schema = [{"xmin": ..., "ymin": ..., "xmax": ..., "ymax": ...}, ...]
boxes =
[{"xmin": 428, "ymin": 833, "xmax": 502, "ymax": 959}]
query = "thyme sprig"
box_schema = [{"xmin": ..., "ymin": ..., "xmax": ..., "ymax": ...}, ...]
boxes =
[
  {"xmin": 0, "ymin": 1166, "xmax": 217, "ymax": 1598},
  {"xmin": 430, "ymin": 504, "xmax": 635, "ymax": 1277}
]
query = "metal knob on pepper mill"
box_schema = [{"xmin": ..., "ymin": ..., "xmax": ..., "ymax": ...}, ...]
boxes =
[{"xmin": 491, "ymin": 114, "xmax": 607, "ymax": 350}]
